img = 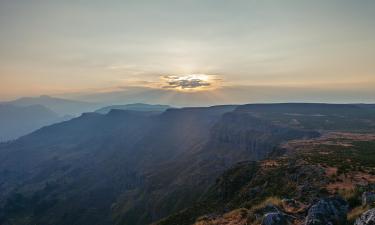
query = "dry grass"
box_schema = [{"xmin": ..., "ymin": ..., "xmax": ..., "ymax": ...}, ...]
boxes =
[
  {"xmin": 249, "ymin": 197, "xmax": 283, "ymax": 213},
  {"xmin": 347, "ymin": 206, "xmax": 369, "ymax": 223},
  {"xmin": 195, "ymin": 208, "xmax": 251, "ymax": 225},
  {"xmin": 338, "ymin": 188, "xmax": 357, "ymax": 200},
  {"xmin": 194, "ymin": 198, "xmax": 283, "ymax": 225}
]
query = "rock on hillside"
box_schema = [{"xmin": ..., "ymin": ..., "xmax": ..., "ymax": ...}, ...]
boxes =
[
  {"xmin": 355, "ymin": 208, "xmax": 375, "ymax": 225},
  {"xmin": 305, "ymin": 197, "xmax": 348, "ymax": 225}
]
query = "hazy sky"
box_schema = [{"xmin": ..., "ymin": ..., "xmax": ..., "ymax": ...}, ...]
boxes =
[{"xmin": 0, "ymin": 0, "xmax": 374, "ymax": 104}]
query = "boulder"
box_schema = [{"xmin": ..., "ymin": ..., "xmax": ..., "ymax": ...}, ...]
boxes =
[
  {"xmin": 305, "ymin": 196, "xmax": 348, "ymax": 225},
  {"xmin": 362, "ymin": 192, "xmax": 375, "ymax": 206},
  {"xmin": 355, "ymin": 208, "xmax": 375, "ymax": 225},
  {"xmin": 262, "ymin": 212, "xmax": 287, "ymax": 225}
]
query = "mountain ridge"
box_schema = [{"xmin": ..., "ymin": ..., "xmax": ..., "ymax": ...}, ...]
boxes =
[{"xmin": 95, "ymin": 103, "xmax": 171, "ymax": 114}]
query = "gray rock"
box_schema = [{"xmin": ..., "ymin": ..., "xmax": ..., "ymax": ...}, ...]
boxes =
[
  {"xmin": 262, "ymin": 212, "xmax": 287, "ymax": 225},
  {"xmin": 355, "ymin": 208, "xmax": 375, "ymax": 225},
  {"xmin": 362, "ymin": 192, "xmax": 375, "ymax": 206},
  {"xmin": 305, "ymin": 196, "xmax": 348, "ymax": 225}
]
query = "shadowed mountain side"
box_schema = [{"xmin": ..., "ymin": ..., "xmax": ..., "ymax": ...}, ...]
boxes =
[
  {"xmin": 0, "ymin": 106, "xmax": 236, "ymax": 225},
  {"xmin": 113, "ymin": 110, "xmax": 318, "ymax": 225},
  {"xmin": 0, "ymin": 110, "xmax": 156, "ymax": 225}
]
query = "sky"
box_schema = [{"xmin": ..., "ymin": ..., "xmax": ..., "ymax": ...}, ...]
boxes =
[{"xmin": 0, "ymin": 0, "xmax": 374, "ymax": 105}]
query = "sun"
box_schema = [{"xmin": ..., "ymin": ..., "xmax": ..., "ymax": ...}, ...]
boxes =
[{"xmin": 184, "ymin": 74, "xmax": 210, "ymax": 81}]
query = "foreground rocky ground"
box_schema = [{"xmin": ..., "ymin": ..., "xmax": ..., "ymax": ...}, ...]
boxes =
[{"xmin": 155, "ymin": 133, "xmax": 375, "ymax": 225}]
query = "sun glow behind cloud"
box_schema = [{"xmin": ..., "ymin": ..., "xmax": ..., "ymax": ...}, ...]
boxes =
[
  {"xmin": 161, "ymin": 74, "xmax": 221, "ymax": 91},
  {"xmin": 0, "ymin": 1, "xmax": 375, "ymax": 102}
]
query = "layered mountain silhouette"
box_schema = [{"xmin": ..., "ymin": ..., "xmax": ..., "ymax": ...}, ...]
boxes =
[
  {"xmin": 0, "ymin": 95, "xmax": 173, "ymax": 142},
  {"xmin": 0, "ymin": 94, "xmax": 99, "ymax": 141},
  {"xmin": 0, "ymin": 104, "xmax": 68, "ymax": 141},
  {"xmin": 6, "ymin": 95, "xmax": 100, "ymax": 116}
]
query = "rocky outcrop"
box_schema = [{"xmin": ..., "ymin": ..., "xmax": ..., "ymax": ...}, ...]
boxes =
[
  {"xmin": 262, "ymin": 212, "xmax": 287, "ymax": 225},
  {"xmin": 362, "ymin": 192, "xmax": 375, "ymax": 206},
  {"xmin": 355, "ymin": 208, "xmax": 375, "ymax": 225},
  {"xmin": 304, "ymin": 197, "xmax": 348, "ymax": 225}
]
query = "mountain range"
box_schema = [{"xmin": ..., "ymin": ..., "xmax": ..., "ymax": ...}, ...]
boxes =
[
  {"xmin": 0, "ymin": 96, "xmax": 172, "ymax": 142},
  {"xmin": 0, "ymin": 95, "xmax": 102, "ymax": 141},
  {"xmin": 0, "ymin": 104, "xmax": 68, "ymax": 142},
  {"xmin": 0, "ymin": 103, "xmax": 375, "ymax": 225},
  {"xmin": 5, "ymin": 95, "xmax": 101, "ymax": 116}
]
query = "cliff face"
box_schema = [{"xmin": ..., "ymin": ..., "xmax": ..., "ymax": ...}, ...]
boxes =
[
  {"xmin": 113, "ymin": 110, "xmax": 318, "ymax": 225},
  {"xmin": 206, "ymin": 111, "xmax": 319, "ymax": 161}
]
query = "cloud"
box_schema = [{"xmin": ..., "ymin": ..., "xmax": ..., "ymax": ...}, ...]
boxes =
[
  {"xmin": 164, "ymin": 78, "xmax": 210, "ymax": 89},
  {"xmin": 162, "ymin": 75, "xmax": 214, "ymax": 90}
]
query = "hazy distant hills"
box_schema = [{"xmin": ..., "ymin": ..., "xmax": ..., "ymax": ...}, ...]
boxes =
[
  {"xmin": 0, "ymin": 103, "xmax": 375, "ymax": 225},
  {"xmin": 65, "ymin": 85, "xmax": 375, "ymax": 107},
  {"xmin": 95, "ymin": 103, "xmax": 171, "ymax": 114},
  {"xmin": 0, "ymin": 95, "xmax": 99, "ymax": 141},
  {"xmin": 7, "ymin": 95, "xmax": 100, "ymax": 116},
  {"xmin": 0, "ymin": 95, "xmax": 172, "ymax": 141},
  {"xmin": 0, "ymin": 104, "xmax": 68, "ymax": 142}
]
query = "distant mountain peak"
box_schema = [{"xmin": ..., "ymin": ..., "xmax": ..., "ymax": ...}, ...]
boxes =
[{"xmin": 8, "ymin": 95, "xmax": 101, "ymax": 116}]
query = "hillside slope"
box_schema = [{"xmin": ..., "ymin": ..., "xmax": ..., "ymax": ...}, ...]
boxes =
[{"xmin": 155, "ymin": 133, "xmax": 375, "ymax": 225}]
